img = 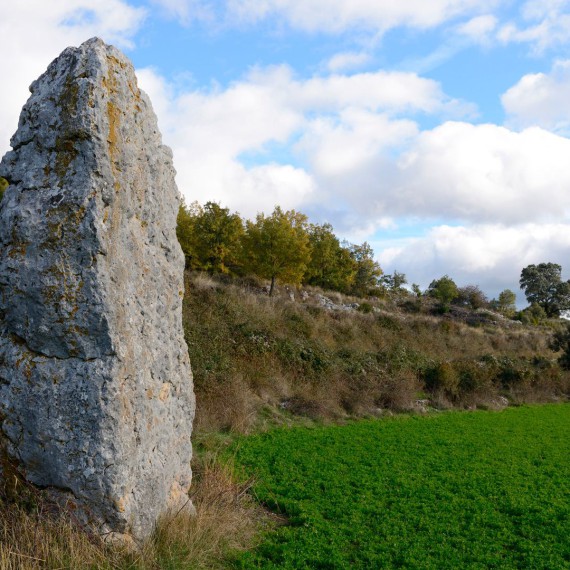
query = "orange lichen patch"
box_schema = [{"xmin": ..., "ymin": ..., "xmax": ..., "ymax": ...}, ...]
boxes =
[
  {"xmin": 105, "ymin": 56, "xmax": 124, "ymax": 193},
  {"xmin": 107, "ymin": 101, "xmax": 120, "ymax": 152},
  {"xmin": 167, "ymin": 480, "xmax": 189, "ymax": 510},
  {"xmin": 7, "ymin": 242, "xmax": 28, "ymax": 258},
  {"xmin": 127, "ymin": 79, "xmax": 141, "ymax": 102},
  {"xmin": 158, "ymin": 383, "xmax": 171, "ymax": 402},
  {"xmin": 146, "ymin": 388, "xmax": 155, "ymax": 399},
  {"xmin": 114, "ymin": 497, "xmax": 126, "ymax": 513}
]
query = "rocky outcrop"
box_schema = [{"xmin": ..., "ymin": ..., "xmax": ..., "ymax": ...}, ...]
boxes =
[{"xmin": 0, "ymin": 38, "xmax": 195, "ymax": 541}]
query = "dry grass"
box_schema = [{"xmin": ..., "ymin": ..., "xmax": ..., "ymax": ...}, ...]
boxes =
[
  {"xmin": 0, "ymin": 453, "xmax": 265, "ymax": 570},
  {"xmin": 183, "ymin": 271, "xmax": 570, "ymax": 431}
]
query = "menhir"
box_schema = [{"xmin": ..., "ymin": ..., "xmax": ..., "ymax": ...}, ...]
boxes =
[{"xmin": 0, "ymin": 37, "xmax": 195, "ymax": 541}]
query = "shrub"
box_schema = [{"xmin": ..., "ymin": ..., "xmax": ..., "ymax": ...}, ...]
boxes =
[{"xmin": 423, "ymin": 362, "xmax": 460, "ymax": 398}]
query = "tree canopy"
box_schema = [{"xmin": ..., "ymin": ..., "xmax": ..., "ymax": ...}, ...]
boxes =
[
  {"xmin": 243, "ymin": 206, "xmax": 311, "ymax": 296},
  {"xmin": 305, "ymin": 223, "xmax": 356, "ymax": 293},
  {"xmin": 428, "ymin": 275, "xmax": 459, "ymax": 312},
  {"xmin": 177, "ymin": 201, "xmax": 243, "ymax": 273},
  {"xmin": 346, "ymin": 241, "xmax": 383, "ymax": 297},
  {"xmin": 519, "ymin": 263, "xmax": 570, "ymax": 318}
]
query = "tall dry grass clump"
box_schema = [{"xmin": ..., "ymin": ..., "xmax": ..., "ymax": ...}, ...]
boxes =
[{"xmin": 0, "ymin": 451, "xmax": 264, "ymax": 569}]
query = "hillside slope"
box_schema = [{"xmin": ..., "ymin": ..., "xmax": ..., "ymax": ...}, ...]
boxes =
[{"xmin": 182, "ymin": 272, "xmax": 570, "ymax": 433}]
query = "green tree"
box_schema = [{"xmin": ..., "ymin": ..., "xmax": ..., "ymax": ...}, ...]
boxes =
[
  {"xmin": 456, "ymin": 284, "xmax": 488, "ymax": 310},
  {"xmin": 428, "ymin": 275, "xmax": 459, "ymax": 312},
  {"xmin": 492, "ymin": 289, "xmax": 517, "ymax": 317},
  {"xmin": 176, "ymin": 201, "xmax": 244, "ymax": 273},
  {"xmin": 519, "ymin": 263, "xmax": 570, "ymax": 318},
  {"xmin": 381, "ymin": 270, "xmax": 408, "ymax": 291},
  {"xmin": 305, "ymin": 223, "xmax": 355, "ymax": 293},
  {"xmin": 518, "ymin": 302, "xmax": 547, "ymax": 325},
  {"xmin": 244, "ymin": 206, "xmax": 311, "ymax": 296},
  {"xmin": 192, "ymin": 201, "xmax": 244, "ymax": 273},
  {"xmin": 346, "ymin": 241, "xmax": 383, "ymax": 297},
  {"xmin": 176, "ymin": 200, "xmax": 200, "ymax": 268}
]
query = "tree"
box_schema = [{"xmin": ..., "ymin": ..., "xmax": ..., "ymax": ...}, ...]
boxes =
[
  {"xmin": 518, "ymin": 303, "xmax": 547, "ymax": 326},
  {"xmin": 346, "ymin": 241, "xmax": 383, "ymax": 297},
  {"xmin": 176, "ymin": 201, "xmax": 244, "ymax": 273},
  {"xmin": 456, "ymin": 284, "xmax": 488, "ymax": 310},
  {"xmin": 428, "ymin": 275, "xmax": 459, "ymax": 312},
  {"xmin": 243, "ymin": 206, "xmax": 311, "ymax": 296},
  {"xmin": 192, "ymin": 202, "xmax": 244, "ymax": 273},
  {"xmin": 176, "ymin": 200, "xmax": 201, "ymax": 268},
  {"xmin": 519, "ymin": 263, "xmax": 570, "ymax": 318},
  {"xmin": 305, "ymin": 223, "xmax": 355, "ymax": 293},
  {"xmin": 492, "ymin": 289, "xmax": 517, "ymax": 317},
  {"xmin": 381, "ymin": 270, "xmax": 408, "ymax": 291}
]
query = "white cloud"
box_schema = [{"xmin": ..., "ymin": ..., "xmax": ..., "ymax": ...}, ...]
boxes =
[
  {"xmin": 0, "ymin": 0, "xmax": 146, "ymax": 156},
  {"xmin": 502, "ymin": 60, "xmax": 570, "ymax": 133},
  {"xmin": 326, "ymin": 51, "xmax": 372, "ymax": 73},
  {"xmin": 378, "ymin": 223, "xmax": 570, "ymax": 298},
  {"xmin": 226, "ymin": 0, "xmax": 497, "ymax": 33},
  {"xmin": 298, "ymin": 110, "xmax": 418, "ymax": 177},
  {"xmin": 137, "ymin": 65, "xmax": 459, "ymax": 218},
  {"xmin": 498, "ymin": 0, "xmax": 570, "ymax": 52},
  {"xmin": 455, "ymin": 14, "xmax": 497, "ymax": 44},
  {"xmin": 389, "ymin": 122, "xmax": 570, "ymax": 224},
  {"xmin": 301, "ymin": 121, "xmax": 570, "ymax": 231}
]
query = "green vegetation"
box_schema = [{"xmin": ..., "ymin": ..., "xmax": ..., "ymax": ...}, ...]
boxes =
[
  {"xmin": 184, "ymin": 272, "xmax": 570, "ymax": 433},
  {"xmin": 177, "ymin": 201, "xmax": 383, "ymax": 296},
  {"xmin": 3, "ymin": 196, "xmax": 570, "ymax": 567},
  {"xmin": 427, "ymin": 275, "xmax": 459, "ymax": 312},
  {"xmin": 520, "ymin": 262, "xmax": 570, "ymax": 317},
  {"xmin": 243, "ymin": 207, "xmax": 311, "ymax": 296},
  {"xmin": 233, "ymin": 405, "xmax": 570, "ymax": 569}
]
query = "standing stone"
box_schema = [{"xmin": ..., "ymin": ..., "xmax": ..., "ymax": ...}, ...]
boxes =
[{"xmin": 0, "ymin": 38, "xmax": 195, "ymax": 541}]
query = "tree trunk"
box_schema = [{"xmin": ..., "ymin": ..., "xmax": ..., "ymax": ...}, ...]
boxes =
[{"xmin": 269, "ymin": 275, "xmax": 276, "ymax": 296}]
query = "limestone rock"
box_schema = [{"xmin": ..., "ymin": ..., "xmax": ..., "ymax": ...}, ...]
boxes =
[{"xmin": 0, "ymin": 38, "xmax": 195, "ymax": 540}]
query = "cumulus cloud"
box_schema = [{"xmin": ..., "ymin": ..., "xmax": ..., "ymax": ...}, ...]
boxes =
[
  {"xmin": 0, "ymin": 0, "xmax": 146, "ymax": 155},
  {"xmin": 388, "ymin": 122, "xmax": 570, "ymax": 224},
  {"xmin": 502, "ymin": 60, "xmax": 570, "ymax": 133},
  {"xmin": 137, "ymin": 65, "xmax": 460, "ymax": 218},
  {"xmin": 226, "ymin": 0, "xmax": 497, "ymax": 33},
  {"xmin": 378, "ymin": 223, "xmax": 570, "ymax": 298},
  {"xmin": 299, "ymin": 121, "xmax": 570, "ymax": 232}
]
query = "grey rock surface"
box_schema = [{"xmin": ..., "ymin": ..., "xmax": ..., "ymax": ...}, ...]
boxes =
[{"xmin": 0, "ymin": 38, "xmax": 195, "ymax": 541}]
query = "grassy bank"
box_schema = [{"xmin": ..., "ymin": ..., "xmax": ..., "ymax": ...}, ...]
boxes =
[{"xmin": 184, "ymin": 272, "xmax": 570, "ymax": 433}]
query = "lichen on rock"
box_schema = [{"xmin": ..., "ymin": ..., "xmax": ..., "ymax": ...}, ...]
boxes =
[{"xmin": 0, "ymin": 37, "xmax": 195, "ymax": 541}]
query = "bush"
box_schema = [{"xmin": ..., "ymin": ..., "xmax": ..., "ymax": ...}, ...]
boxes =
[{"xmin": 423, "ymin": 362, "xmax": 460, "ymax": 398}]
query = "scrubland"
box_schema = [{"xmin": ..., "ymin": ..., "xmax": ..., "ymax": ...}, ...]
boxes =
[{"xmin": 185, "ymin": 272, "xmax": 569, "ymax": 433}]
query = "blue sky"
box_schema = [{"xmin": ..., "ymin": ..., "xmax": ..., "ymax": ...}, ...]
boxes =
[{"xmin": 3, "ymin": 1, "xmax": 570, "ymax": 302}]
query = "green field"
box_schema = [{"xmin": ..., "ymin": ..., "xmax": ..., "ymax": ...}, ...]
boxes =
[{"xmin": 233, "ymin": 405, "xmax": 570, "ymax": 569}]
